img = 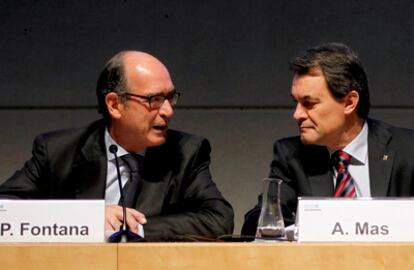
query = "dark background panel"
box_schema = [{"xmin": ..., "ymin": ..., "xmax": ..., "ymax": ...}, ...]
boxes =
[
  {"xmin": 2, "ymin": 0, "xmax": 414, "ymax": 233},
  {"xmin": 1, "ymin": 0, "xmax": 414, "ymax": 108}
]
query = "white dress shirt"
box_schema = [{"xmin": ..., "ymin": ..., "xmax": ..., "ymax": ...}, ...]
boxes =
[
  {"xmin": 329, "ymin": 121, "xmax": 371, "ymax": 197},
  {"xmin": 103, "ymin": 129, "xmax": 145, "ymax": 203},
  {"xmin": 103, "ymin": 128, "xmax": 145, "ymax": 238}
]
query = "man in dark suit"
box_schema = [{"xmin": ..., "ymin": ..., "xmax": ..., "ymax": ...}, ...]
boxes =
[
  {"xmin": 242, "ymin": 42, "xmax": 414, "ymax": 235},
  {"xmin": 0, "ymin": 51, "xmax": 234, "ymax": 241}
]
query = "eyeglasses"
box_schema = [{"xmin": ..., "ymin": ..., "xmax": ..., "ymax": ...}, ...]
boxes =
[{"xmin": 123, "ymin": 90, "xmax": 181, "ymax": 109}]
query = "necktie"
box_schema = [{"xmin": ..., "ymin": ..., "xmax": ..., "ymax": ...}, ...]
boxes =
[
  {"xmin": 333, "ymin": 150, "xmax": 356, "ymax": 197},
  {"xmin": 119, "ymin": 154, "xmax": 143, "ymax": 208}
]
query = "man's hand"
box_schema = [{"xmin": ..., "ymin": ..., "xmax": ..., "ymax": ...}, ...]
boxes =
[{"xmin": 105, "ymin": 205, "xmax": 147, "ymax": 233}]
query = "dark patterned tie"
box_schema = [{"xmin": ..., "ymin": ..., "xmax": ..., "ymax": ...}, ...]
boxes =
[
  {"xmin": 119, "ymin": 154, "xmax": 143, "ymax": 208},
  {"xmin": 333, "ymin": 150, "xmax": 356, "ymax": 197}
]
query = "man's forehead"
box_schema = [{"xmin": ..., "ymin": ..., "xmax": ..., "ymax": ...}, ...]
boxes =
[
  {"xmin": 123, "ymin": 52, "xmax": 169, "ymax": 77},
  {"xmin": 134, "ymin": 64, "xmax": 152, "ymax": 76},
  {"xmin": 292, "ymin": 71, "xmax": 328, "ymax": 92},
  {"xmin": 124, "ymin": 60, "xmax": 173, "ymax": 93}
]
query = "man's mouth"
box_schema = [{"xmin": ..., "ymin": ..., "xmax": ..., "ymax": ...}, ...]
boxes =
[
  {"xmin": 299, "ymin": 125, "xmax": 313, "ymax": 131},
  {"xmin": 153, "ymin": 124, "xmax": 168, "ymax": 131}
]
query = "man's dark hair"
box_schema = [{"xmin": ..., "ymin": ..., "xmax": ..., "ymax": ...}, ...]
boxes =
[
  {"xmin": 96, "ymin": 52, "xmax": 129, "ymax": 122},
  {"xmin": 290, "ymin": 42, "xmax": 370, "ymax": 118}
]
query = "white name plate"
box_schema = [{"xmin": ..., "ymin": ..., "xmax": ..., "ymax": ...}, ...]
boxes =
[
  {"xmin": 297, "ymin": 197, "xmax": 414, "ymax": 242},
  {"xmin": 0, "ymin": 200, "xmax": 105, "ymax": 243}
]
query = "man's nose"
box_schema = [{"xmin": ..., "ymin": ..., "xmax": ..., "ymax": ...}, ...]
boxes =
[
  {"xmin": 159, "ymin": 99, "xmax": 174, "ymax": 118},
  {"xmin": 293, "ymin": 103, "xmax": 306, "ymax": 122}
]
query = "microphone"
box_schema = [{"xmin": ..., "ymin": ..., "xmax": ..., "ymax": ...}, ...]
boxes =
[{"xmin": 108, "ymin": 144, "xmax": 143, "ymax": 242}]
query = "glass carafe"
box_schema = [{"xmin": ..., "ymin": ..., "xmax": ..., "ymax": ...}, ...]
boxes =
[{"xmin": 255, "ymin": 178, "xmax": 285, "ymax": 240}]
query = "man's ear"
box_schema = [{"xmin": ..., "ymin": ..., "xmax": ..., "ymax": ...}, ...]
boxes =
[
  {"xmin": 105, "ymin": 92, "xmax": 123, "ymax": 119},
  {"xmin": 344, "ymin": 90, "xmax": 359, "ymax": 115}
]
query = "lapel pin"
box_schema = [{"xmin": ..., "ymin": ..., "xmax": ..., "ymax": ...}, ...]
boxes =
[{"xmin": 383, "ymin": 155, "xmax": 389, "ymax": 161}]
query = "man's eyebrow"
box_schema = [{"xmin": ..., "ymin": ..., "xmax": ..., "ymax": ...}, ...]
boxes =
[
  {"xmin": 144, "ymin": 89, "xmax": 176, "ymax": 96},
  {"xmin": 298, "ymin": 95, "xmax": 319, "ymax": 102},
  {"xmin": 291, "ymin": 94, "xmax": 317, "ymax": 102}
]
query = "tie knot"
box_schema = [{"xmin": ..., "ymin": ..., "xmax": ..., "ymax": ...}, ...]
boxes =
[
  {"xmin": 333, "ymin": 150, "xmax": 352, "ymax": 168},
  {"xmin": 333, "ymin": 150, "xmax": 356, "ymax": 198},
  {"xmin": 121, "ymin": 154, "xmax": 143, "ymax": 172}
]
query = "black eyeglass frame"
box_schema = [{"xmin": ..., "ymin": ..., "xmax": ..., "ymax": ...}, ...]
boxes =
[{"xmin": 123, "ymin": 90, "xmax": 181, "ymax": 109}]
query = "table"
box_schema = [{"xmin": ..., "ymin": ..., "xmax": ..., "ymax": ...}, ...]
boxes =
[
  {"xmin": 1, "ymin": 242, "xmax": 413, "ymax": 270},
  {"xmin": 0, "ymin": 243, "xmax": 117, "ymax": 270}
]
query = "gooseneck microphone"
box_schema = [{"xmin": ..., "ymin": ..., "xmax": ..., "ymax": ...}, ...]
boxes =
[{"xmin": 108, "ymin": 144, "xmax": 143, "ymax": 242}]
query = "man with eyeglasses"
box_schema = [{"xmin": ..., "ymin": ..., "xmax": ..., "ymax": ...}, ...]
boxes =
[{"xmin": 0, "ymin": 51, "xmax": 234, "ymax": 241}]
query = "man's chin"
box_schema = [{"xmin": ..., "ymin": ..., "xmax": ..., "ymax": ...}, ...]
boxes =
[
  {"xmin": 300, "ymin": 134, "xmax": 317, "ymax": 145},
  {"xmin": 148, "ymin": 134, "xmax": 167, "ymax": 147}
]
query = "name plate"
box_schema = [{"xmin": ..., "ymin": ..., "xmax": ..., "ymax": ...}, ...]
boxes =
[
  {"xmin": 297, "ymin": 197, "xmax": 414, "ymax": 242},
  {"xmin": 0, "ymin": 200, "xmax": 105, "ymax": 242}
]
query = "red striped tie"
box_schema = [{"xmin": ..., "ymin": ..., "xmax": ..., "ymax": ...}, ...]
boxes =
[{"xmin": 333, "ymin": 150, "xmax": 356, "ymax": 198}]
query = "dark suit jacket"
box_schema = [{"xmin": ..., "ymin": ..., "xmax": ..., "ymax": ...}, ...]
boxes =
[
  {"xmin": 242, "ymin": 118, "xmax": 414, "ymax": 235},
  {"xmin": 0, "ymin": 119, "xmax": 234, "ymax": 241}
]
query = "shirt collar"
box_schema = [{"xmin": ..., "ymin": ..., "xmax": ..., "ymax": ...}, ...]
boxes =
[
  {"xmin": 328, "ymin": 121, "xmax": 368, "ymax": 165},
  {"xmin": 104, "ymin": 128, "xmax": 145, "ymax": 161},
  {"xmin": 343, "ymin": 121, "xmax": 368, "ymax": 164}
]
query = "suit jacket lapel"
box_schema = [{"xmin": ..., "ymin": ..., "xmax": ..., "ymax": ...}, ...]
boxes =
[
  {"xmin": 133, "ymin": 132, "xmax": 178, "ymax": 212},
  {"xmin": 367, "ymin": 119, "xmax": 394, "ymax": 196},
  {"xmin": 308, "ymin": 172, "xmax": 335, "ymax": 196},
  {"xmin": 302, "ymin": 145, "xmax": 335, "ymax": 196},
  {"xmin": 70, "ymin": 120, "xmax": 108, "ymax": 199},
  {"xmin": 133, "ymin": 153, "xmax": 168, "ymax": 211}
]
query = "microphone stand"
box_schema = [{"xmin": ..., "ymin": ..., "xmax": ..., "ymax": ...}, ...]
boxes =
[{"xmin": 108, "ymin": 145, "xmax": 143, "ymax": 243}]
